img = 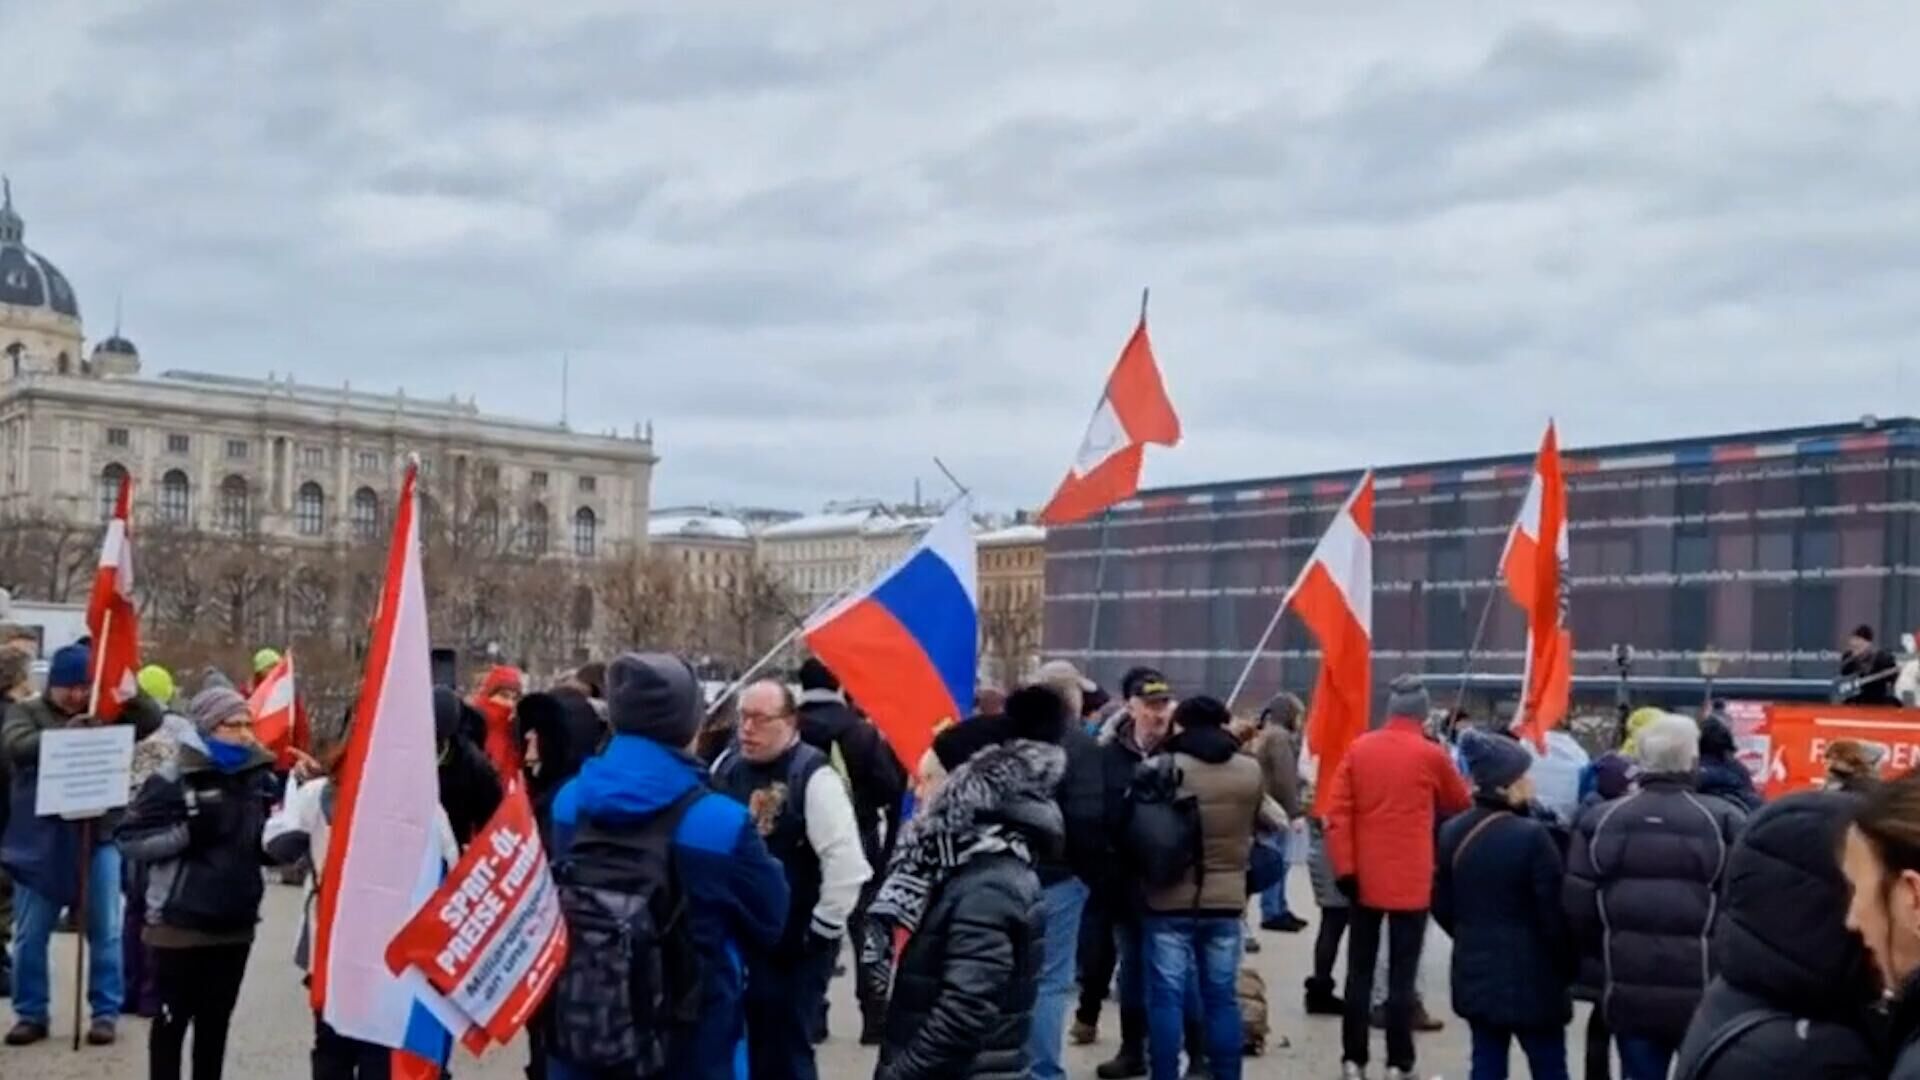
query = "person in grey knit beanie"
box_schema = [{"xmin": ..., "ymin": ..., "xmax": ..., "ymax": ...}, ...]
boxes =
[{"xmin": 185, "ymin": 686, "xmax": 252, "ymax": 741}]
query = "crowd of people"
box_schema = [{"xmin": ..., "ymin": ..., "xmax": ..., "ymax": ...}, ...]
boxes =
[{"xmin": 11, "ymin": 630, "xmax": 1920, "ymax": 1079}]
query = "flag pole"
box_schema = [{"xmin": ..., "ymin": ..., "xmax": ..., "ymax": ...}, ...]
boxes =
[
  {"xmin": 1225, "ymin": 584, "xmax": 1296, "ymax": 712},
  {"xmin": 1082, "ymin": 510, "xmax": 1115, "ymax": 662},
  {"xmin": 70, "ymin": 604, "xmax": 114, "ymax": 1050},
  {"xmin": 1447, "ymin": 581, "xmax": 1504, "ymax": 720}
]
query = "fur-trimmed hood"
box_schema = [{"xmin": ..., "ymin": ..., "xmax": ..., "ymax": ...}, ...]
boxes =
[{"xmin": 911, "ymin": 737, "xmax": 1066, "ymax": 859}]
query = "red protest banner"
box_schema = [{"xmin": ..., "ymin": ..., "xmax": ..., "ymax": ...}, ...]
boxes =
[
  {"xmin": 385, "ymin": 782, "xmax": 568, "ymax": 1050},
  {"xmin": 1757, "ymin": 702, "xmax": 1920, "ymax": 798}
]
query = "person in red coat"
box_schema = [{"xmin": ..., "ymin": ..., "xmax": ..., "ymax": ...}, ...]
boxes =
[
  {"xmin": 470, "ymin": 664, "xmax": 526, "ymax": 782},
  {"xmin": 1324, "ymin": 674, "xmax": 1471, "ymax": 1080}
]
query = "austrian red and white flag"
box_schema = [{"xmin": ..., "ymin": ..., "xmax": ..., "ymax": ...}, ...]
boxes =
[
  {"xmin": 1039, "ymin": 315, "xmax": 1181, "ymax": 525},
  {"xmin": 249, "ymin": 652, "xmax": 312, "ymax": 771},
  {"xmin": 87, "ymin": 472, "xmax": 141, "ymax": 720},
  {"xmin": 1503, "ymin": 422, "xmax": 1572, "ymax": 751},
  {"xmin": 312, "ymin": 460, "xmax": 459, "ymax": 1077},
  {"xmin": 1289, "ymin": 473, "xmax": 1373, "ymax": 815}
]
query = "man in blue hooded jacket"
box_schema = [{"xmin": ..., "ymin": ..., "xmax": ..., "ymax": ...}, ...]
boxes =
[{"xmin": 547, "ymin": 652, "xmax": 789, "ymax": 1080}]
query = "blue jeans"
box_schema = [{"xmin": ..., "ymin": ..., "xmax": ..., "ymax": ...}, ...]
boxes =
[
  {"xmin": 1027, "ymin": 877, "xmax": 1089, "ymax": 1080},
  {"xmin": 12, "ymin": 843, "xmax": 125, "ymax": 1025},
  {"xmin": 1616, "ymin": 1035, "xmax": 1676, "ymax": 1080},
  {"xmin": 1470, "ymin": 1023, "xmax": 1570, "ymax": 1080},
  {"xmin": 1144, "ymin": 915, "xmax": 1242, "ymax": 1080},
  {"xmin": 1258, "ymin": 831, "xmax": 1293, "ymax": 922}
]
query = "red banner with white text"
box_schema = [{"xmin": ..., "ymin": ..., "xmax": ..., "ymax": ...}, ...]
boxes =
[{"xmin": 384, "ymin": 782, "xmax": 568, "ymax": 1052}]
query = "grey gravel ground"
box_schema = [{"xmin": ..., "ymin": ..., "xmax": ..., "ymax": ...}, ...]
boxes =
[{"xmin": 6, "ymin": 870, "xmax": 1516, "ymax": 1079}]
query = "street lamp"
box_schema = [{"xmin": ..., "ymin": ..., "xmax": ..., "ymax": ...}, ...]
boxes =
[
  {"xmin": 1611, "ymin": 643, "xmax": 1635, "ymax": 744},
  {"xmin": 1697, "ymin": 646, "xmax": 1724, "ymax": 714}
]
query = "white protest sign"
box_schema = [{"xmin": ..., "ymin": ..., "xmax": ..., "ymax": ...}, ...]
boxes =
[{"xmin": 35, "ymin": 725, "xmax": 136, "ymax": 818}]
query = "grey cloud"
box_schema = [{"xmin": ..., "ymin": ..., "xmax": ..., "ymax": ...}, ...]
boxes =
[{"xmin": 5, "ymin": 4, "xmax": 1919, "ymax": 513}]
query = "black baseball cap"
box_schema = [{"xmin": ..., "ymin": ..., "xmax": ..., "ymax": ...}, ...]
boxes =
[{"xmin": 1123, "ymin": 667, "xmax": 1173, "ymax": 703}]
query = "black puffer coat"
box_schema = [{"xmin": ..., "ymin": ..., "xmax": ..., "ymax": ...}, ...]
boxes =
[
  {"xmin": 1673, "ymin": 794, "xmax": 1881, "ymax": 1079},
  {"xmin": 874, "ymin": 786, "xmax": 1061, "ymax": 1079},
  {"xmin": 1564, "ymin": 774, "xmax": 1747, "ymax": 1045},
  {"xmin": 1434, "ymin": 798, "xmax": 1574, "ymax": 1031}
]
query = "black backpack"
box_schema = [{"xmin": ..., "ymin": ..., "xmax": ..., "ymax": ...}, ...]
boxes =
[
  {"xmin": 548, "ymin": 786, "xmax": 704, "ymax": 1075},
  {"xmin": 1125, "ymin": 757, "xmax": 1204, "ymax": 893}
]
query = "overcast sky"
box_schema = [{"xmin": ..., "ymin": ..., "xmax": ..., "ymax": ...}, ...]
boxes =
[{"xmin": 6, "ymin": 2, "xmax": 1918, "ymax": 513}]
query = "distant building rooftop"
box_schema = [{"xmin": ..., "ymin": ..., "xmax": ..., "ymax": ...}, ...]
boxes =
[{"xmin": 648, "ymin": 513, "xmax": 751, "ymax": 541}]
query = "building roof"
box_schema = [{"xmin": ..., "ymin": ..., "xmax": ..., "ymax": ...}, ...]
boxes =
[
  {"xmin": 977, "ymin": 523, "xmax": 1047, "ymax": 546},
  {"xmin": 0, "ymin": 181, "xmax": 80, "ymax": 321},
  {"xmin": 1107, "ymin": 416, "xmax": 1920, "ymax": 515},
  {"xmin": 648, "ymin": 513, "xmax": 751, "ymax": 541}
]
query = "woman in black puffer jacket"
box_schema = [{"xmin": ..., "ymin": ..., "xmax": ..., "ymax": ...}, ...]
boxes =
[
  {"xmin": 865, "ymin": 698, "xmax": 1066, "ymax": 1080},
  {"xmin": 1673, "ymin": 793, "xmax": 1880, "ymax": 1079}
]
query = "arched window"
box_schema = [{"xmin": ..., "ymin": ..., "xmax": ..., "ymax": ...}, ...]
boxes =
[
  {"xmin": 351, "ymin": 487, "xmax": 380, "ymax": 540},
  {"xmin": 219, "ymin": 475, "xmax": 251, "ymax": 532},
  {"xmin": 160, "ymin": 469, "xmax": 191, "ymax": 524},
  {"xmin": 56, "ymin": 352, "xmax": 70, "ymax": 375},
  {"xmin": 98, "ymin": 463, "xmax": 127, "ymax": 520},
  {"xmin": 473, "ymin": 498, "xmax": 500, "ymax": 549},
  {"xmin": 525, "ymin": 503, "xmax": 549, "ymax": 555},
  {"xmin": 296, "ymin": 481, "xmax": 325, "ymax": 536},
  {"xmin": 573, "ymin": 507, "xmax": 597, "ymax": 557}
]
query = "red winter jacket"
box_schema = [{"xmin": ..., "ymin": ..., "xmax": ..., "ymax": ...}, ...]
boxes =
[{"xmin": 1324, "ymin": 717, "xmax": 1472, "ymax": 912}]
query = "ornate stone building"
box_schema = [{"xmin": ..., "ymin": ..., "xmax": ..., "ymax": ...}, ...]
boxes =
[{"xmin": 0, "ymin": 181, "xmax": 655, "ymax": 555}]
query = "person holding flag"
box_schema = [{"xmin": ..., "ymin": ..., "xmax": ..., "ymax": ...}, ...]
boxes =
[{"xmin": 2, "ymin": 474, "xmax": 149, "ymax": 1048}]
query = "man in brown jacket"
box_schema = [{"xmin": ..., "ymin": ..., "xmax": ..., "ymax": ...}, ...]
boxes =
[
  {"xmin": 1254, "ymin": 694, "xmax": 1307, "ymax": 933},
  {"xmin": 1141, "ymin": 695, "xmax": 1266, "ymax": 1080}
]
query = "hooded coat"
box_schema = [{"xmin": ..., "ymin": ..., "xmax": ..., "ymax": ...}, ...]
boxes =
[
  {"xmin": 1672, "ymin": 793, "xmax": 1881, "ymax": 1080},
  {"xmin": 873, "ymin": 738, "xmax": 1065, "ymax": 1080},
  {"xmin": 432, "ymin": 687, "xmax": 504, "ymax": 845},
  {"xmin": 1564, "ymin": 773, "xmax": 1747, "ymax": 1045},
  {"xmin": 513, "ymin": 688, "xmax": 606, "ymax": 842}
]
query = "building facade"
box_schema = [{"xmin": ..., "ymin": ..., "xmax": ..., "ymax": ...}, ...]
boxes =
[
  {"xmin": 1045, "ymin": 418, "xmax": 1920, "ymax": 711},
  {"xmin": 978, "ymin": 522, "xmax": 1046, "ymax": 687},
  {"xmin": 0, "ymin": 184, "xmax": 655, "ymax": 556},
  {"xmin": 757, "ymin": 503, "xmax": 936, "ymax": 613}
]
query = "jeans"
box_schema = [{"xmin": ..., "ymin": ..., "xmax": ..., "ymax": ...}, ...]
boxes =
[
  {"xmin": 1471, "ymin": 1023, "xmax": 1571, "ymax": 1080},
  {"xmin": 150, "ymin": 943, "xmax": 252, "ymax": 1080},
  {"xmin": 1342, "ymin": 907, "xmax": 1425, "ymax": 1072},
  {"xmin": 743, "ymin": 939, "xmax": 837, "ymax": 1080},
  {"xmin": 1027, "ymin": 877, "xmax": 1089, "ymax": 1080},
  {"xmin": 1615, "ymin": 1035, "xmax": 1676, "ymax": 1080},
  {"xmin": 1258, "ymin": 831, "xmax": 1293, "ymax": 923},
  {"xmin": 11, "ymin": 842, "xmax": 124, "ymax": 1025},
  {"xmin": 1143, "ymin": 915, "xmax": 1243, "ymax": 1080}
]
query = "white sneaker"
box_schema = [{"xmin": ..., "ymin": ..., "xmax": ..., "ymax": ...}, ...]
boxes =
[
  {"xmin": 1341, "ymin": 1064, "xmax": 1368, "ymax": 1080},
  {"xmin": 1384, "ymin": 1069, "xmax": 1412, "ymax": 1080}
]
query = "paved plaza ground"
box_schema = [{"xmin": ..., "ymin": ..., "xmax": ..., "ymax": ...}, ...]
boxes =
[{"xmin": 7, "ymin": 871, "xmax": 1526, "ymax": 1079}]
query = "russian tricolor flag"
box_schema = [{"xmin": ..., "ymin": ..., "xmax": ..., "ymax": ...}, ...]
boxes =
[{"xmin": 805, "ymin": 501, "xmax": 977, "ymax": 770}]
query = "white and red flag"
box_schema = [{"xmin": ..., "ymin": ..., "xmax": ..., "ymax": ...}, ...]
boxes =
[
  {"xmin": 87, "ymin": 471, "xmax": 141, "ymax": 720},
  {"xmin": 1039, "ymin": 314, "xmax": 1181, "ymax": 525},
  {"xmin": 1502, "ymin": 422, "xmax": 1572, "ymax": 750},
  {"xmin": 248, "ymin": 651, "xmax": 312, "ymax": 771},
  {"xmin": 1290, "ymin": 473, "xmax": 1374, "ymax": 815},
  {"xmin": 312, "ymin": 461, "xmax": 458, "ymax": 1078}
]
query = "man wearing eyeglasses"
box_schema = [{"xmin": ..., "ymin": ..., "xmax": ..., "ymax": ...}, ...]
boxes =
[{"xmin": 712, "ymin": 679, "xmax": 872, "ymax": 1080}]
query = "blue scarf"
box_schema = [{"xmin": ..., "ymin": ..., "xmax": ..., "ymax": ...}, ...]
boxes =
[{"xmin": 204, "ymin": 738, "xmax": 255, "ymax": 774}]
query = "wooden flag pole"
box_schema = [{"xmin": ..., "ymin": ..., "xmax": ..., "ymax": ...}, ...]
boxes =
[{"xmin": 71, "ymin": 603, "xmax": 114, "ymax": 1050}]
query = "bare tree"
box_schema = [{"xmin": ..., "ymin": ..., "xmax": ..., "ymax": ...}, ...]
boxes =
[
  {"xmin": 0, "ymin": 509, "xmax": 101, "ymax": 603},
  {"xmin": 979, "ymin": 582, "xmax": 1043, "ymax": 689}
]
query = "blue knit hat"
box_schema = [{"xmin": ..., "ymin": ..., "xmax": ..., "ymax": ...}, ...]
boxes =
[
  {"xmin": 1460, "ymin": 729, "xmax": 1532, "ymax": 793},
  {"xmin": 48, "ymin": 643, "xmax": 91, "ymax": 690}
]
